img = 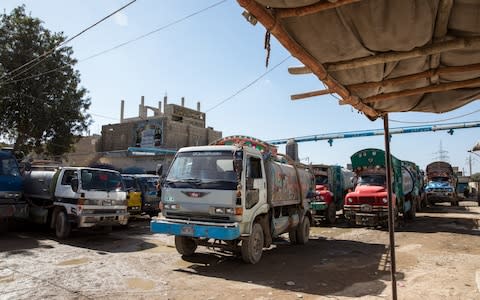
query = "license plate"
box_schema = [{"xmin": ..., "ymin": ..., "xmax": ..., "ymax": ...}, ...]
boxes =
[
  {"xmin": 360, "ymin": 204, "xmax": 373, "ymax": 212},
  {"xmin": 181, "ymin": 225, "xmax": 194, "ymax": 236}
]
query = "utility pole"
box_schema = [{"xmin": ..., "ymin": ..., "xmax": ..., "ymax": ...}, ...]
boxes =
[{"xmin": 469, "ymin": 154, "xmax": 472, "ymax": 176}]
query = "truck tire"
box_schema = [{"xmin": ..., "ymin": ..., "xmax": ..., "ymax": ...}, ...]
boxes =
[
  {"xmin": 175, "ymin": 236, "xmax": 197, "ymax": 256},
  {"xmin": 405, "ymin": 200, "xmax": 416, "ymax": 220},
  {"xmin": 55, "ymin": 210, "xmax": 71, "ymax": 239},
  {"xmin": 241, "ymin": 223, "xmax": 264, "ymax": 264},
  {"xmin": 325, "ymin": 202, "xmax": 336, "ymax": 225},
  {"xmin": 296, "ymin": 216, "xmax": 310, "ymax": 245}
]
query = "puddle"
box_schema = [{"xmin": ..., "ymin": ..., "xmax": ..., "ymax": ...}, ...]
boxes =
[
  {"xmin": 57, "ymin": 257, "xmax": 89, "ymax": 266},
  {"xmin": 126, "ymin": 278, "xmax": 155, "ymax": 290}
]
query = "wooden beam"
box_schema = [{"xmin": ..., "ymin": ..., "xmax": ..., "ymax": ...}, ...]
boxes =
[
  {"xmin": 288, "ymin": 66, "xmax": 311, "ymax": 75},
  {"xmin": 291, "ymin": 89, "xmax": 333, "ymax": 100},
  {"xmin": 348, "ymin": 63, "xmax": 480, "ymax": 91},
  {"xmin": 276, "ymin": 0, "xmax": 362, "ymax": 18},
  {"xmin": 237, "ymin": 0, "xmax": 380, "ymax": 118},
  {"xmin": 364, "ymin": 77, "xmax": 480, "ymax": 103},
  {"xmin": 326, "ymin": 37, "xmax": 480, "ymax": 72}
]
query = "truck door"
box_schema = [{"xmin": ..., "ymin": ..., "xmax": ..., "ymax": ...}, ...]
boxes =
[{"xmin": 245, "ymin": 155, "xmax": 266, "ymax": 210}]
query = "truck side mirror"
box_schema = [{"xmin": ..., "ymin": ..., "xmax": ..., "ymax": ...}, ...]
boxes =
[
  {"xmin": 71, "ymin": 178, "xmax": 79, "ymax": 192},
  {"xmin": 156, "ymin": 164, "xmax": 163, "ymax": 176}
]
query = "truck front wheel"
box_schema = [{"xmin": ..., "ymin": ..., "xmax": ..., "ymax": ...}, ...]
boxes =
[
  {"xmin": 296, "ymin": 216, "xmax": 310, "ymax": 244},
  {"xmin": 174, "ymin": 236, "xmax": 197, "ymax": 256},
  {"xmin": 55, "ymin": 210, "xmax": 71, "ymax": 239},
  {"xmin": 325, "ymin": 202, "xmax": 336, "ymax": 225},
  {"xmin": 241, "ymin": 223, "xmax": 264, "ymax": 264}
]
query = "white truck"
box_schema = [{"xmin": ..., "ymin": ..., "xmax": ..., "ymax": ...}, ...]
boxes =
[
  {"xmin": 23, "ymin": 166, "xmax": 129, "ymax": 238},
  {"xmin": 151, "ymin": 136, "xmax": 314, "ymax": 264}
]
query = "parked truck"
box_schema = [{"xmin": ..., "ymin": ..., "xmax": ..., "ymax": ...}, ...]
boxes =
[
  {"xmin": 425, "ymin": 161, "xmax": 458, "ymax": 206},
  {"xmin": 23, "ymin": 166, "xmax": 129, "ymax": 238},
  {"xmin": 309, "ymin": 164, "xmax": 354, "ymax": 224},
  {"xmin": 151, "ymin": 135, "xmax": 314, "ymax": 264},
  {"xmin": 0, "ymin": 150, "xmax": 28, "ymax": 226},
  {"xmin": 344, "ymin": 148, "xmax": 417, "ymax": 226}
]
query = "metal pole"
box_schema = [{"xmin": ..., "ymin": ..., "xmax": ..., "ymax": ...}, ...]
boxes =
[{"xmin": 383, "ymin": 114, "xmax": 398, "ymax": 300}]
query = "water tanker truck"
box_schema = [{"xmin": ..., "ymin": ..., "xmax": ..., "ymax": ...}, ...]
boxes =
[
  {"xmin": 150, "ymin": 135, "xmax": 314, "ymax": 264},
  {"xmin": 23, "ymin": 165, "xmax": 129, "ymax": 238},
  {"xmin": 309, "ymin": 164, "xmax": 354, "ymax": 224},
  {"xmin": 344, "ymin": 148, "xmax": 418, "ymax": 226},
  {"xmin": 425, "ymin": 161, "xmax": 458, "ymax": 206}
]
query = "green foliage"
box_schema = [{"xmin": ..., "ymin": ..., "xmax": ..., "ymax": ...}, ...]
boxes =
[
  {"xmin": 0, "ymin": 5, "xmax": 91, "ymax": 157},
  {"xmin": 471, "ymin": 173, "xmax": 480, "ymax": 182}
]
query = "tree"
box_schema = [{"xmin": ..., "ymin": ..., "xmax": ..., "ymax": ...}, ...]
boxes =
[{"xmin": 0, "ymin": 6, "xmax": 91, "ymax": 157}]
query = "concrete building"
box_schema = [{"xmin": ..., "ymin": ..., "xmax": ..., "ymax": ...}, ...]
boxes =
[{"xmin": 67, "ymin": 96, "xmax": 222, "ymax": 173}]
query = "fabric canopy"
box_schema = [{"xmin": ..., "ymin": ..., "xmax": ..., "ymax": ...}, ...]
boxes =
[{"xmin": 238, "ymin": 0, "xmax": 480, "ymax": 120}]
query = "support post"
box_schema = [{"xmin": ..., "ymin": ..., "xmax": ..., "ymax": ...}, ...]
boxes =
[{"xmin": 383, "ymin": 114, "xmax": 398, "ymax": 300}]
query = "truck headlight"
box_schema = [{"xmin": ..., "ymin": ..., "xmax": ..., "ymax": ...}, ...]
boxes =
[
  {"xmin": 164, "ymin": 204, "xmax": 179, "ymax": 210},
  {"xmin": 214, "ymin": 207, "xmax": 225, "ymax": 214},
  {"xmin": 347, "ymin": 198, "xmax": 353, "ymax": 203},
  {"xmin": 382, "ymin": 198, "xmax": 388, "ymax": 204}
]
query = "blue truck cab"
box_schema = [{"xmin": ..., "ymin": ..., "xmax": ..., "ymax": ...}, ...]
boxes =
[{"xmin": 0, "ymin": 150, "xmax": 27, "ymax": 219}]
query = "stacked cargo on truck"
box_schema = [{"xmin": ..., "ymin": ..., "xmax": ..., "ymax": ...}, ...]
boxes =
[{"xmin": 151, "ymin": 135, "xmax": 314, "ymax": 264}]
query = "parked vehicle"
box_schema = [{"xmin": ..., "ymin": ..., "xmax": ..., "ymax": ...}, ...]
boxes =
[
  {"xmin": 425, "ymin": 161, "xmax": 458, "ymax": 206},
  {"xmin": 344, "ymin": 148, "xmax": 417, "ymax": 226},
  {"xmin": 23, "ymin": 166, "xmax": 129, "ymax": 238},
  {"xmin": 122, "ymin": 174, "xmax": 143, "ymax": 215},
  {"xmin": 151, "ymin": 135, "xmax": 314, "ymax": 264},
  {"xmin": 456, "ymin": 176, "xmax": 470, "ymax": 199},
  {"xmin": 309, "ymin": 164, "xmax": 353, "ymax": 224},
  {"xmin": 0, "ymin": 150, "xmax": 27, "ymax": 222},
  {"xmin": 122, "ymin": 174, "xmax": 161, "ymax": 217},
  {"xmin": 402, "ymin": 160, "xmax": 425, "ymax": 211}
]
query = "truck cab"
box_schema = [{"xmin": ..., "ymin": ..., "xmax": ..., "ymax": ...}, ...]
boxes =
[{"xmin": 0, "ymin": 150, "xmax": 27, "ymax": 221}]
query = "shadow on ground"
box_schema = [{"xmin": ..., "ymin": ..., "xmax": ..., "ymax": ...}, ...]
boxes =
[
  {"xmin": 174, "ymin": 237, "xmax": 403, "ymax": 297},
  {"xmin": 0, "ymin": 219, "xmax": 156, "ymax": 254}
]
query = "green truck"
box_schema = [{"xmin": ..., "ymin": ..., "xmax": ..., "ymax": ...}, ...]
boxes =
[
  {"xmin": 344, "ymin": 148, "xmax": 420, "ymax": 226},
  {"xmin": 309, "ymin": 164, "xmax": 354, "ymax": 224}
]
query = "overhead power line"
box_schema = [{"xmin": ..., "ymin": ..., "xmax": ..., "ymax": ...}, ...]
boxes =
[
  {"xmin": 0, "ymin": 0, "xmax": 137, "ymax": 85},
  {"xmin": 206, "ymin": 55, "xmax": 292, "ymax": 112},
  {"xmin": 1, "ymin": 0, "xmax": 227, "ymax": 86}
]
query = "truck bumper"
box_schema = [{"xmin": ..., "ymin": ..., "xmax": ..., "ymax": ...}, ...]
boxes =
[
  {"xmin": 0, "ymin": 201, "xmax": 28, "ymax": 219},
  {"xmin": 150, "ymin": 217, "xmax": 241, "ymax": 240},
  {"xmin": 344, "ymin": 205, "xmax": 389, "ymax": 226},
  {"xmin": 77, "ymin": 212, "xmax": 129, "ymax": 227}
]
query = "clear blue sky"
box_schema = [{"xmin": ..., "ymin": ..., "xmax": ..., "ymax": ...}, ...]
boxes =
[{"xmin": 3, "ymin": 0, "xmax": 480, "ymax": 175}]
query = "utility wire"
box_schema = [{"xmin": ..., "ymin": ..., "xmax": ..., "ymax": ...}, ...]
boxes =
[
  {"xmin": 0, "ymin": 0, "xmax": 227, "ymax": 86},
  {"xmin": 0, "ymin": 0, "xmax": 137, "ymax": 84},
  {"xmin": 389, "ymin": 108, "xmax": 480, "ymax": 124},
  {"xmin": 206, "ymin": 55, "xmax": 292, "ymax": 112}
]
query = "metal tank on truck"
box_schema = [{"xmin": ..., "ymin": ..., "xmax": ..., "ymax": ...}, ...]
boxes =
[
  {"xmin": 309, "ymin": 164, "xmax": 354, "ymax": 225},
  {"xmin": 0, "ymin": 150, "xmax": 28, "ymax": 225},
  {"xmin": 425, "ymin": 161, "xmax": 458, "ymax": 206},
  {"xmin": 151, "ymin": 135, "xmax": 315, "ymax": 264},
  {"xmin": 344, "ymin": 148, "xmax": 417, "ymax": 226},
  {"xmin": 23, "ymin": 164, "xmax": 129, "ymax": 238}
]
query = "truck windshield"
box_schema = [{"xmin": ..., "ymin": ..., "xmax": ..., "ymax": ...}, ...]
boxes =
[
  {"xmin": 138, "ymin": 177, "xmax": 159, "ymax": 193},
  {"xmin": 357, "ymin": 174, "xmax": 386, "ymax": 186},
  {"xmin": 431, "ymin": 177, "xmax": 449, "ymax": 182},
  {"xmin": 81, "ymin": 169, "xmax": 124, "ymax": 192},
  {"xmin": 0, "ymin": 158, "xmax": 20, "ymax": 176},
  {"xmin": 165, "ymin": 151, "xmax": 237, "ymax": 190},
  {"xmin": 315, "ymin": 175, "xmax": 328, "ymax": 185}
]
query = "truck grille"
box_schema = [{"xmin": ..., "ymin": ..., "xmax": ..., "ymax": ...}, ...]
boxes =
[
  {"xmin": 358, "ymin": 197, "xmax": 376, "ymax": 204},
  {"xmin": 166, "ymin": 212, "xmax": 230, "ymax": 222}
]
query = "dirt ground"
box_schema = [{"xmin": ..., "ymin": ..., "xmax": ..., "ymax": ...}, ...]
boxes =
[{"xmin": 1, "ymin": 201, "xmax": 480, "ymax": 300}]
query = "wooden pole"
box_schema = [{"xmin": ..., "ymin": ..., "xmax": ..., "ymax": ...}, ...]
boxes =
[
  {"xmin": 326, "ymin": 37, "xmax": 480, "ymax": 72},
  {"xmin": 383, "ymin": 114, "xmax": 398, "ymax": 300},
  {"xmin": 276, "ymin": 0, "xmax": 362, "ymax": 18},
  {"xmin": 237, "ymin": 0, "xmax": 380, "ymax": 118},
  {"xmin": 364, "ymin": 77, "xmax": 480, "ymax": 103},
  {"xmin": 291, "ymin": 89, "xmax": 333, "ymax": 100}
]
